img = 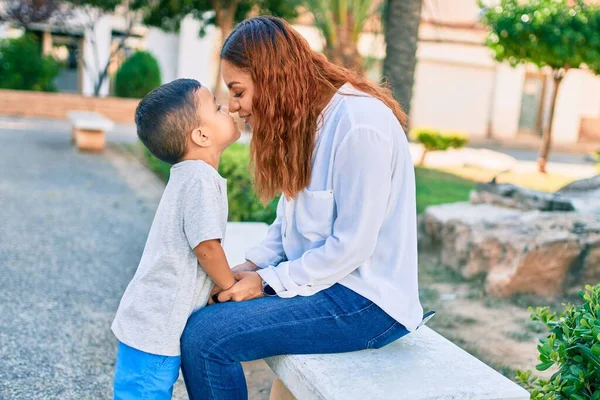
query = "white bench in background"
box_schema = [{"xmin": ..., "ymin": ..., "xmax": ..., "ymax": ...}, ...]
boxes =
[
  {"xmin": 224, "ymin": 223, "xmax": 530, "ymax": 400},
  {"xmin": 67, "ymin": 111, "xmax": 114, "ymax": 152}
]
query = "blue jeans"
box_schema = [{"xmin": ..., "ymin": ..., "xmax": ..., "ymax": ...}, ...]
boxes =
[
  {"xmin": 113, "ymin": 341, "xmax": 181, "ymax": 400},
  {"xmin": 180, "ymin": 283, "xmax": 409, "ymax": 399}
]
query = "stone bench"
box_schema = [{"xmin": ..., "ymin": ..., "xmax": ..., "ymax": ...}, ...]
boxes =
[
  {"xmin": 67, "ymin": 111, "xmax": 114, "ymax": 152},
  {"xmin": 266, "ymin": 326, "xmax": 530, "ymax": 400},
  {"xmin": 223, "ymin": 223, "xmax": 530, "ymax": 400}
]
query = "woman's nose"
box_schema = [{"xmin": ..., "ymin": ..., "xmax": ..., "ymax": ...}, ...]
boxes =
[{"xmin": 228, "ymin": 99, "xmax": 240, "ymax": 113}]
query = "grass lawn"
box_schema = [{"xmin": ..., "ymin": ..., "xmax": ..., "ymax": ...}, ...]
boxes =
[
  {"xmin": 440, "ymin": 166, "xmax": 575, "ymax": 193},
  {"xmin": 415, "ymin": 167, "xmax": 476, "ymax": 214}
]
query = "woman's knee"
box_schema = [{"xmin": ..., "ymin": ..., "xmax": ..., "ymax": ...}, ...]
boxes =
[{"xmin": 181, "ymin": 308, "xmax": 220, "ymax": 357}]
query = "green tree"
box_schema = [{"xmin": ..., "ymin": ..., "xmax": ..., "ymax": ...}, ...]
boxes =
[
  {"xmin": 136, "ymin": 0, "xmax": 301, "ymax": 94},
  {"xmin": 480, "ymin": 0, "xmax": 600, "ymax": 173},
  {"xmin": 115, "ymin": 51, "xmax": 162, "ymax": 98},
  {"xmin": 382, "ymin": 0, "xmax": 423, "ymax": 117},
  {"xmin": 0, "ymin": 34, "xmax": 61, "ymax": 91},
  {"xmin": 305, "ymin": 0, "xmax": 379, "ymax": 73}
]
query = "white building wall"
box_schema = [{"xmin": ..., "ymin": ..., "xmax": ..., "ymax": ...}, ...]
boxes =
[
  {"xmin": 145, "ymin": 28, "xmax": 180, "ymax": 84},
  {"xmin": 551, "ymin": 69, "xmax": 600, "ymax": 145},
  {"xmin": 490, "ymin": 63, "xmax": 525, "ymax": 139},
  {"xmin": 552, "ymin": 70, "xmax": 585, "ymax": 145},
  {"xmin": 176, "ymin": 16, "xmax": 219, "ymax": 88},
  {"xmin": 82, "ymin": 15, "xmax": 112, "ymax": 96},
  {"xmin": 410, "ymin": 42, "xmax": 495, "ymax": 137}
]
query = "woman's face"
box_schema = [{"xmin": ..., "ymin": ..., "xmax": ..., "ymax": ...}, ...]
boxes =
[{"xmin": 221, "ymin": 60, "xmax": 255, "ymax": 128}]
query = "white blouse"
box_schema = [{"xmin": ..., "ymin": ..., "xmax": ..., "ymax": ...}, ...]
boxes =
[{"xmin": 249, "ymin": 84, "xmax": 423, "ymax": 331}]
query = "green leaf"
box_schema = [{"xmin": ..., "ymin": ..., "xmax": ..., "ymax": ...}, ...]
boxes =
[{"xmin": 536, "ymin": 361, "xmax": 554, "ymax": 371}]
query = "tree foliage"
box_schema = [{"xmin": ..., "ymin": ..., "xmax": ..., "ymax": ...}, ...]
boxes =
[
  {"xmin": 134, "ymin": 0, "xmax": 301, "ymax": 35},
  {"xmin": 480, "ymin": 0, "xmax": 600, "ymax": 73},
  {"xmin": 0, "ymin": 34, "xmax": 61, "ymax": 92}
]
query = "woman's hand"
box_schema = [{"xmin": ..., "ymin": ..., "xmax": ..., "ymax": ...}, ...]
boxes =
[
  {"xmin": 217, "ymin": 271, "xmax": 264, "ymax": 303},
  {"xmin": 231, "ymin": 260, "xmax": 259, "ymax": 274}
]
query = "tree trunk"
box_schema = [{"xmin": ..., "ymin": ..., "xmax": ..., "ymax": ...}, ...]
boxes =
[
  {"xmin": 383, "ymin": 0, "xmax": 423, "ymax": 119},
  {"xmin": 537, "ymin": 70, "xmax": 564, "ymax": 174}
]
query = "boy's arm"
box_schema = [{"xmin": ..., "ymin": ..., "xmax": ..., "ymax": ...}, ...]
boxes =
[
  {"xmin": 194, "ymin": 239, "xmax": 236, "ymax": 290},
  {"xmin": 183, "ymin": 177, "xmax": 233, "ymax": 289}
]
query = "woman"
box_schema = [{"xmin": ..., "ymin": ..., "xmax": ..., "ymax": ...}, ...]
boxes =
[{"xmin": 181, "ymin": 16, "xmax": 423, "ymax": 399}]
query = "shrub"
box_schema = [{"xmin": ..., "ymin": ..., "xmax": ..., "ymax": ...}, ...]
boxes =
[
  {"xmin": 219, "ymin": 143, "xmax": 279, "ymax": 224},
  {"xmin": 0, "ymin": 34, "xmax": 61, "ymax": 92},
  {"xmin": 143, "ymin": 142, "xmax": 278, "ymax": 223},
  {"xmin": 412, "ymin": 128, "xmax": 469, "ymax": 166},
  {"xmin": 114, "ymin": 51, "xmax": 161, "ymax": 99},
  {"xmin": 516, "ymin": 284, "xmax": 600, "ymax": 399}
]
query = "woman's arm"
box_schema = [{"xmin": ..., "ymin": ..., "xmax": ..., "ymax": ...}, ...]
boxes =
[{"xmin": 257, "ymin": 126, "xmax": 394, "ymax": 296}]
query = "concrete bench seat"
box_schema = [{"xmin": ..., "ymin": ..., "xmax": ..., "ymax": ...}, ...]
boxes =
[
  {"xmin": 265, "ymin": 325, "xmax": 530, "ymax": 400},
  {"xmin": 67, "ymin": 111, "xmax": 114, "ymax": 152},
  {"xmin": 223, "ymin": 223, "xmax": 530, "ymax": 400}
]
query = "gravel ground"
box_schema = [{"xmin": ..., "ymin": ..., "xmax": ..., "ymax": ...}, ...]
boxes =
[{"xmin": 0, "ymin": 124, "xmax": 274, "ymax": 399}]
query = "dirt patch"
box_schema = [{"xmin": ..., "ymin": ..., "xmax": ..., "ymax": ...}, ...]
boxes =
[{"xmin": 418, "ymin": 253, "xmax": 579, "ymax": 381}]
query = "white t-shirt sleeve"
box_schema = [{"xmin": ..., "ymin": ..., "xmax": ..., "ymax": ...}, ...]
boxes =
[
  {"xmin": 183, "ymin": 177, "xmax": 224, "ymax": 249},
  {"xmin": 258, "ymin": 125, "xmax": 393, "ymax": 296}
]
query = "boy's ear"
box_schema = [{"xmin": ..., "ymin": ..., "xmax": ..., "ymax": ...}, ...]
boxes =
[{"xmin": 190, "ymin": 127, "xmax": 211, "ymax": 148}]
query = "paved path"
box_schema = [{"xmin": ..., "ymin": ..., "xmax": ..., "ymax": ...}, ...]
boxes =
[{"xmin": 0, "ymin": 122, "xmax": 274, "ymax": 399}]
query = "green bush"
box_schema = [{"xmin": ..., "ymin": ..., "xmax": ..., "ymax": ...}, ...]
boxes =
[
  {"xmin": 143, "ymin": 143, "xmax": 278, "ymax": 223},
  {"xmin": 411, "ymin": 128, "xmax": 468, "ymax": 166},
  {"xmin": 516, "ymin": 284, "xmax": 600, "ymax": 399},
  {"xmin": 0, "ymin": 34, "xmax": 61, "ymax": 92},
  {"xmin": 114, "ymin": 51, "xmax": 161, "ymax": 99},
  {"xmin": 219, "ymin": 143, "xmax": 279, "ymax": 224}
]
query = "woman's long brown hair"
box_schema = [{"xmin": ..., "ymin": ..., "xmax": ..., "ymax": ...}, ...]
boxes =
[{"xmin": 221, "ymin": 16, "xmax": 407, "ymax": 203}]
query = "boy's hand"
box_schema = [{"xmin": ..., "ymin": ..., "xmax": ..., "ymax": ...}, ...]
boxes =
[
  {"xmin": 217, "ymin": 271, "xmax": 264, "ymax": 303},
  {"xmin": 231, "ymin": 260, "xmax": 259, "ymax": 274},
  {"xmin": 207, "ymin": 285, "xmax": 223, "ymax": 305}
]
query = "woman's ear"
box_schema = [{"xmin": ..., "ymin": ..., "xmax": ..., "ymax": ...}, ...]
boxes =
[{"xmin": 190, "ymin": 127, "xmax": 211, "ymax": 148}]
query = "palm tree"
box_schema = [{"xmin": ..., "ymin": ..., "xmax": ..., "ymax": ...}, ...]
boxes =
[
  {"xmin": 382, "ymin": 0, "xmax": 423, "ymax": 118},
  {"xmin": 306, "ymin": 0, "xmax": 374, "ymax": 73}
]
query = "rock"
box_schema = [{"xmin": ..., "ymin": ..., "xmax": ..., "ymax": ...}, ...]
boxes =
[
  {"xmin": 556, "ymin": 175, "xmax": 600, "ymax": 215},
  {"xmin": 557, "ymin": 174, "xmax": 600, "ymax": 194},
  {"xmin": 421, "ymin": 202, "xmax": 600, "ymax": 298},
  {"xmin": 471, "ymin": 182, "xmax": 574, "ymax": 211}
]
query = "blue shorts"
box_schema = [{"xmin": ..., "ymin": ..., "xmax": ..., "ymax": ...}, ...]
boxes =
[{"xmin": 113, "ymin": 341, "xmax": 180, "ymax": 400}]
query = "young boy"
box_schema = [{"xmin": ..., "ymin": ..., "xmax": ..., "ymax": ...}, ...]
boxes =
[{"xmin": 111, "ymin": 78, "xmax": 241, "ymax": 399}]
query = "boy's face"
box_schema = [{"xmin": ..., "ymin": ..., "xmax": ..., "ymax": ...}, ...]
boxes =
[{"xmin": 196, "ymin": 87, "xmax": 241, "ymax": 149}]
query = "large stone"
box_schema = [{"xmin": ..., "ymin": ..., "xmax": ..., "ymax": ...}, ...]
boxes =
[
  {"xmin": 557, "ymin": 175, "xmax": 600, "ymax": 215},
  {"xmin": 471, "ymin": 182, "xmax": 575, "ymax": 211},
  {"xmin": 421, "ymin": 203, "xmax": 600, "ymax": 297}
]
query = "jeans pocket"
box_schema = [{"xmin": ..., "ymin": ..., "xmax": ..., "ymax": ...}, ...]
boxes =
[{"xmin": 366, "ymin": 321, "xmax": 409, "ymax": 349}]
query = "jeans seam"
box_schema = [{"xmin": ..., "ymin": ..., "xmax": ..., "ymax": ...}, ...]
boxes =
[
  {"xmin": 366, "ymin": 320, "xmax": 398, "ymax": 349},
  {"xmin": 202, "ymin": 300, "xmax": 377, "ymax": 364}
]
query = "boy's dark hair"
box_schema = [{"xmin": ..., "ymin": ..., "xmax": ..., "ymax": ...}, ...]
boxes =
[{"xmin": 135, "ymin": 78, "xmax": 202, "ymax": 165}]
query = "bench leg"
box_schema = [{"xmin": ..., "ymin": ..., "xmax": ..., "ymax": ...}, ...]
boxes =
[
  {"xmin": 74, "ymin": 128, "xmax": 105, "ymax": 152},
  {"xmin": 269, "ymin": 378, "xmax": 296, "ymax": 400}
]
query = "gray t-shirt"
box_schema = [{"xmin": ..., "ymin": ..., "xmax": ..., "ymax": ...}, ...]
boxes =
[{"xmin": 112, "ymin": 160, "xmax": 228, "ymax": 356}]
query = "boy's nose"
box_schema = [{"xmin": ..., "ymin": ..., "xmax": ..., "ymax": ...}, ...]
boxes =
[{"xmin": 219, "ymin": 105, "xmax": 230, "ymax": 114}]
